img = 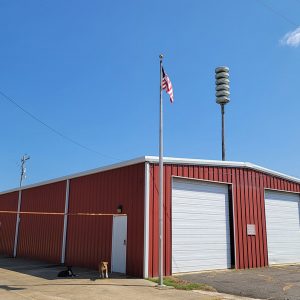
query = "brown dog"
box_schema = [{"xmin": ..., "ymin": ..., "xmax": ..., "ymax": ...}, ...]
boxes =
[{"xmin": 99, "ymin": 261, "xmax": 109, "ymax": 278}]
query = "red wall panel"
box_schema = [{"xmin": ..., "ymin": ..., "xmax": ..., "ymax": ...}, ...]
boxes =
[
  {"xmin": 0, "ymin": 192, "xmax": 18, "ymax": 256},
  {"xmin": 21, "ymin": 181, "xmax": 66, "ymax": 212},
  {"xmin": 17, "ymin": 215, "xmax": 64, "ymax": 262},
  {"xmin": 65, "ymin": 215, "xmax": 112, "ymax": 270},
  {"xmin": 66, "ymin": 163, "xmax": 145, "ymax": 277},
  {"xmin": 148, "ymin": 163, "xmax": 300, "ymax": 277},
  {"xmin": 17, "ymin": 181, "xmax": 66, "ymax": 263}
]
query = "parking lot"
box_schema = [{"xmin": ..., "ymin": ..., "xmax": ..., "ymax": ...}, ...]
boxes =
[{"xmin": 177, "ymin": 265, "xmax": 300, "ymax": 300}]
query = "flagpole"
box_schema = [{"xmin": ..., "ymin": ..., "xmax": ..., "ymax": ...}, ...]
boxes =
[{"xmin": 158, "ymin": 54, "xmax": 164, "ymax": 287}]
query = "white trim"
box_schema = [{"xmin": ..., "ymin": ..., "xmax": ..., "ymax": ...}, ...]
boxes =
[
  {"xmin": 172, "ymin": 175, "xmax": 231, "ymax": 186},
  {"xmin": 2, "ymin": 156, "xmax": 300, "ymax": 195},
  {"xmin": 143, "ymin": 162, "xmax": 150, "ymax": 278},
  {"xmin": 0, "ymin": 157, "xmax": 147, "ymax": 195},
  {"xmin": 61, "ymin": 179, "xmax": 70, "ymax": 264},
  {"xmin": 264, "ymin": 187, "xmax": 300, "ymax": 196},
  {"xmin": 13, "ymin": 190, "xmax": 22, "ymax": 257},
  {"xmin": 145, "ymin": 156, "xmax": 300, "ymax": 184}
]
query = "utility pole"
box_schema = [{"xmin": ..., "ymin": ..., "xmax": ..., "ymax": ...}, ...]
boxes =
[
  {"xmin": 20, "ymin": 154, "xmax": 30, "ymax": 188},
  {"xmin": 215, "ymin": 66, "xmax": 230, "ymax": 161},
  {"xmin": 14, "ymin": 154, "xmax": 30, "ymax": 257}
]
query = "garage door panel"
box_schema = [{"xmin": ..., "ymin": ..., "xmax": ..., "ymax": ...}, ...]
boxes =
[
  {"xmin": 173, "ymin": 202, "xmax": 227, "ymax": 210},
  {"xmin": 174, "ymin": 255, "xmax": 230, "ymax": 263},
  {"xmin": 173, "ymin": 237, "xmax": 230, "ymax": 244},
  {"xmin": 173, "ymin": 239, "xmax": 230, "ymax": 244},
  {"xmin": 173, "ymin": 206, "xmax": 227, "ymax": 214},
  {"xmin": 173, "ymin": 245, "xmax": 230, "ymax": 253},
  {"xmin": 173, "ymin": 197, "xmax": 227, "ymax": 204},
  {"xmin": 268, "ymin": 243, "xmax": 300, "ymax": 249},
  {"xmin": 173, "ymin": 228, "xmax": 230, "ymax": 235},
  {"xmin": 173, "ymin": 260, "xmax": 229, "ymax": 267},
  {"xmin": 267, "ymin": 226, "xmax": 300, "ymax": 232},
  {"xmin": 173, "ymin": 261, "xmax": 230, "ymax": 273},
  {"xmin": 265, "ymin": 190, "xmax": 300, "ymax": 265},
  {"xmin": 173, "ymin": 218, "xmax": 229, "ymax": 224},
  {"xmin": 172, "ymin": 178, "xmax": 231, "ymax": 273},
  {"xmin": 173, "ymin": 221, "xmax": 228, "ymax": 227},
  {"xmin": 265, "ymin": 205, "xmax": 299, "ymax": 214},
  {"xmin": 173, "ymin": 180, "xmax": 226, "ymax": 190},
  {"xmin": 173, "ymin": 194, "xmax": 227, "ymax": 202}
]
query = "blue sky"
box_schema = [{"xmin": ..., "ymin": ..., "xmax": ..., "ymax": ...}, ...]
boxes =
[{"xmin": 0, "ymin": 0, "xmax": 300, "ymax": 190}]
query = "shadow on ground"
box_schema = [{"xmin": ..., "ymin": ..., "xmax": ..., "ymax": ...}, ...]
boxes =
[
  {"xmin": 0, "ymin": 285, "xmax": 25, "ymax": 291},
  {"xmin": 0, "ymin": 255, "xmax": 140, "ymax": 285}
]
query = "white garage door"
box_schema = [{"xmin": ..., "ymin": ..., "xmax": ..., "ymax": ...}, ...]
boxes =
[
  {"xmin": 265, "ymin": 190, "xmax": 300, "ymax": 265},
  {"xmin": 172, "ymin": 178, "xmax": 231, "ymax": 273}
]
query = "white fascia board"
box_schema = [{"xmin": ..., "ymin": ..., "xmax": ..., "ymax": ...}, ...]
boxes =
[
  {"xmin": 0, "ymin": 156, "xmax": 147, "ymax": 195},
  {"xmin": 1, "ymin": 155, "xmax": 300, "ymax": 195},
  {"xmin": 144, "ymin": 156, "xmax": 300, "ymax": 184},
  {"xmin": 144, "ymin": 156, "xmax": 246, "ymax": 168}
]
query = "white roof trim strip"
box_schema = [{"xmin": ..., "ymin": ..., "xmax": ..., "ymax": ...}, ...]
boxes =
[{"xmin": 1, "ymin": 156, "xmax": 299, "ymax": 195}]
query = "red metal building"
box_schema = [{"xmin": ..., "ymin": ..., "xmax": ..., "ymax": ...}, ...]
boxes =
[{"xmin": 0, "ymin": 156, "xmax": 300, "ymax": 278}]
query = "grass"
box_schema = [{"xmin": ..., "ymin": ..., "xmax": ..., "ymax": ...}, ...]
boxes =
[{"xmin": 149, "ymin": 276, "xmax": 216, "ymax": 291}]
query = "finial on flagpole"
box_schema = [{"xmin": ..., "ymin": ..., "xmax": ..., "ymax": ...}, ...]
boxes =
[{"xmin": 159, "ymin": 54, "xmax": 164, "ymax": 60}]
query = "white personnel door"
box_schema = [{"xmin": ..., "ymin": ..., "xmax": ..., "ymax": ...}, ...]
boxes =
[
  {"xmin": 265, "ymin": 190, "xmax": 300, "ymax": 265},
  {"xmin": 111, "ymin": 215, "xmax": 127, "ymax": 274},
  {"xmin": 172, "ymin": 178, "xmax": 231, "ymax": 273}
]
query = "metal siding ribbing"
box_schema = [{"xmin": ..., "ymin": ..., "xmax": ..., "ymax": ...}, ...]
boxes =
[
  {"xmin": 0, "ymin": 192, "xmax": 18, "ymax": 256},
  {"xmin": 66, "ymin": 215, "xmax": 112, "ymax": 269},
  {"xmin": 17, "ymin": 181, "xmax": 66, "ymax": 263},
  {"xmin": 17, "ymin": 215, "xmax": 64, "ymax": 262},
  {"xmin": 148, "ymin": 164, "xmax": 300, "ymax": 277},
  {"xmin": 65, "ymin": 163, "xmax": 145, "ymax": 277}
]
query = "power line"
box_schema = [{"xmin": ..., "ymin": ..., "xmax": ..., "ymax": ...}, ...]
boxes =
[
  {"xmin": 0, "ymin": 90, "xmax": 120, "ymax": 162},
  {"xmin": 255, "ymin": 0, "xmax": 298, "ymax": 27}
]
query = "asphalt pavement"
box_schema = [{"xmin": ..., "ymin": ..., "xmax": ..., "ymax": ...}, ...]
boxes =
[{"xmin": 176, "ymin": 265, "xmax": 300, "ymax": 300}]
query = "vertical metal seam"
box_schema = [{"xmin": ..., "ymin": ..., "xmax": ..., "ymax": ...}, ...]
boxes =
[
  {"xmin": 230, "ymin": 179, "xmax": 238, "ymax": 269},
  {"xmin": 111, "ymin": 216, "xmax": 115, "ymax": 272},
  {"xmin": 13, "ymin": 189, "xmax": 22, "ymax": 257},
  {"xmin": 61, "ymin": 179, "xmax": 70, "ymax": 264},
  {"xmin": 143, "ymin": 162, "xmax": 150, "ymax": 278}
]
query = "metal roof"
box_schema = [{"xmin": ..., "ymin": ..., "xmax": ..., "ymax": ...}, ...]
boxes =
[{"xmin": 1, "ymin": 156, "xmax": 300, "ymax": 195}]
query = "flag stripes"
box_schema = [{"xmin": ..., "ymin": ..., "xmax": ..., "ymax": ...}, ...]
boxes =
[{"xmin": 162, "ymin": 67, "xmax": 174, "ymax": 103}]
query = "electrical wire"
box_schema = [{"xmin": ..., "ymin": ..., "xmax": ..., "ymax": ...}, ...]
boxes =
[
  {"xmin": 0, "ymin": 89, "xmax": 120, "ymax": 162},
  {"xmin": 255, "ymin": 0, "xmax": 298, "ymax": 27}
]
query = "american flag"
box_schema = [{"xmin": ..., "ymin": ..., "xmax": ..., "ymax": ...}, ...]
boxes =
[{"xmin": 162, "ymin": 67, "xmax": 174, "ymax": 103}]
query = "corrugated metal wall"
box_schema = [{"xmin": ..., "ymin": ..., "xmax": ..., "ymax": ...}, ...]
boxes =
[
  {"xmin": 148, "ymin": 164, "xmax": 300, "ymax": 277},
  {"xmin": 0, "ymin": 192, "xmax": 18, "ymax": 256},
  {"xmin": 65, "ymin": 163, "xmax": 145, "ymax": 277},
  {"xmin": 17, "ymin": 181, "xmax": 66, "ymax": 263},
  {"xmin": 0, "ymin": 163, "xmax": 145, "ymax": 277}
]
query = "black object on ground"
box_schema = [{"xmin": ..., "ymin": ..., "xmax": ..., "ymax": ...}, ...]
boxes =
[{"xmin": 57, "ymin": 266, "xmax": 77, "ymax": 277}]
